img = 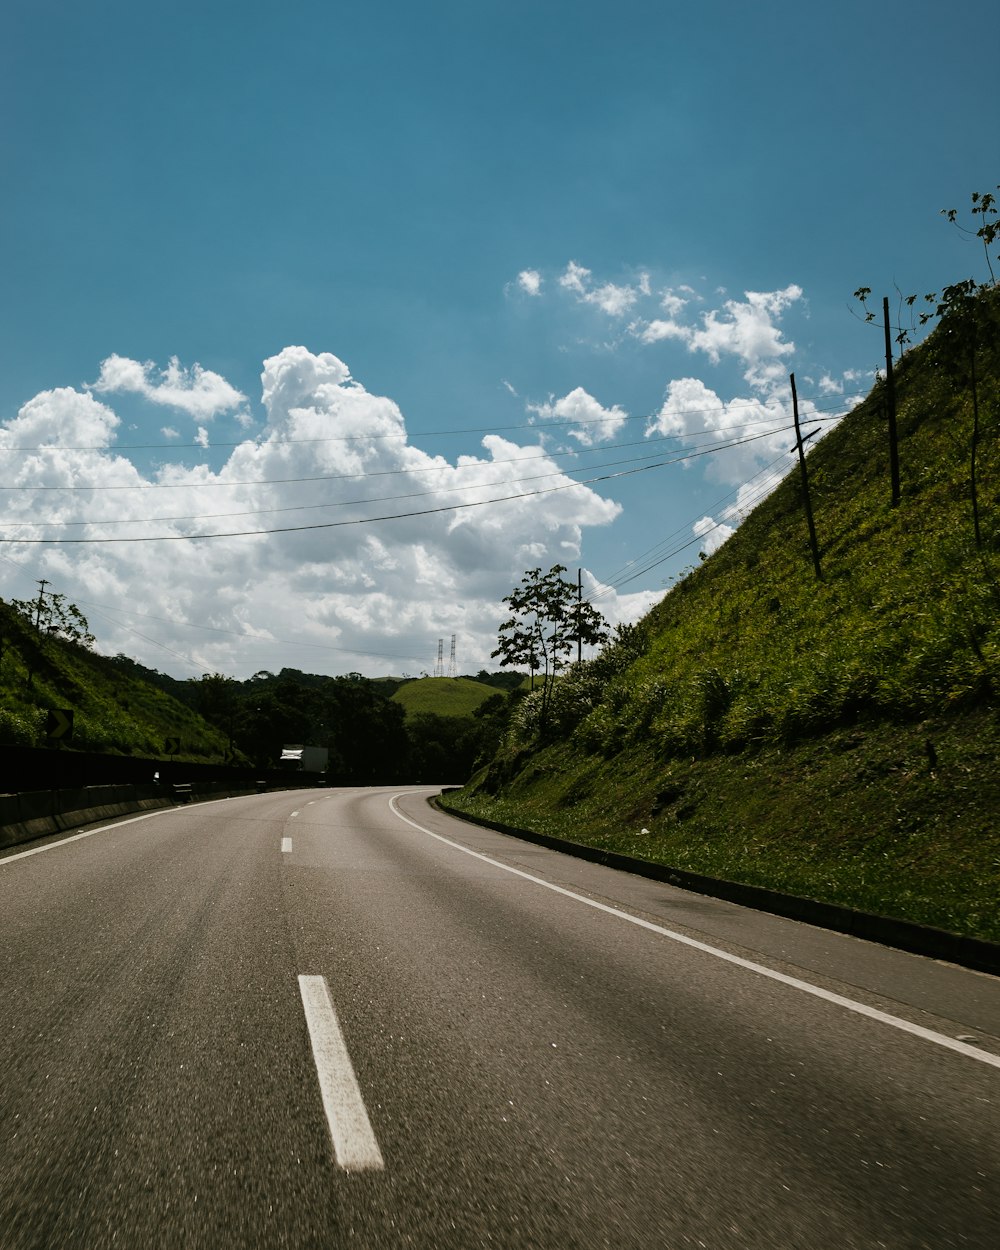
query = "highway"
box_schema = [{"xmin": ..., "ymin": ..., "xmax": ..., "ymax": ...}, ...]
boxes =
[{"xmin": 1, "ymin": 785, "xmax": 997, "ymax": 1248}]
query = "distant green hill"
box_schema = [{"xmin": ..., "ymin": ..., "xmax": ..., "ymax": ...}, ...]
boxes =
[
  {"xmin": 392, "ymin": 676, "xmax": 501, "ymax": 719},
  {"xmin": 445, "ymin": 285, "xmax": 1000, "ymax": 943},
  {"xmin": 0, "ymin": 599, "xmax": 230, "ymax": 761}
]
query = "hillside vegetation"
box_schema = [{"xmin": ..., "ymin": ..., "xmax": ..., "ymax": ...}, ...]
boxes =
[
  {"xmin": 0, "ymin": 604, "xmax": 523, "ymax": 783},
  {"xmin": 444, "ymin": 286, "xmax": 1000, "ymax": 943},
  {"xmin": 0, "ymin": 599, "xmax": 229, "ymax": 762}
]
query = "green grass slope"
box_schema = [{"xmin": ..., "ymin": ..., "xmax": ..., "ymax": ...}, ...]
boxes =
[
  {"xmin": 445, "ymin": 288, "xmax": 1000, "ymax": 942},
  {"xmin": 0, "ymin": 600, "xmax": 231, "ymax": 761},
  {"xmin": 392, "ymin": 676, "xmax": 499, "ymax": 719}
]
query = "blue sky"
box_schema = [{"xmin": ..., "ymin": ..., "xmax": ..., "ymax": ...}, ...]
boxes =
[{"xmin": 1, "ymin": 0, "xmax": 996, "ymax": 678}]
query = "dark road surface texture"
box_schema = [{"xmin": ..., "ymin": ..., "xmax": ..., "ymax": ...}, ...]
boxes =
[{"xmin": 1, "ymin": 787, "xmax": 997, "ymax": 1248}]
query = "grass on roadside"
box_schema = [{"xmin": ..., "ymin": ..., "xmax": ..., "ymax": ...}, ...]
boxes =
[{"xmin": 441, "ymin": 706, "xmax": 1000, "ymax": 943}]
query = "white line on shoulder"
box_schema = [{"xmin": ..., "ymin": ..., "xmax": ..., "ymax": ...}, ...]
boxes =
[{"xmin": 388, "ymin": 794, "xmax": 1000, "ymax": 1072}]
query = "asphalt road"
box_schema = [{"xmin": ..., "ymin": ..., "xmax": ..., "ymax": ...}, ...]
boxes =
[{"xmin": 1, "ymin": 786, "xmax": 997, "ymax": 1249}]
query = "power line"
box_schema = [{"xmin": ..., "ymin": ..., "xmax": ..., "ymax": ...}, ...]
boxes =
[
  {"xmin": 0, "ymin": 390, "xmax": 863, "ymax": 454},
  {"xmin": 596, "ymin": 458, "xmax": 785, "ymax": 591},
  {"xmin": 0, "ymin": 425, "xmax": 803, "ymax": 545},
  {"xmin": 4, "ymin": 424, "xmax": 810, "ymax": 531},
  {"xmin": 592, "ymin": 438, "xmax": 814, "ymax": 596},
  {"xmin": 0, "ymin": 413, "xmax": 844, "ymax": 493},
  {"xmin": 0, "ymin": 425, "xmax": 828, "ymax": 675}
]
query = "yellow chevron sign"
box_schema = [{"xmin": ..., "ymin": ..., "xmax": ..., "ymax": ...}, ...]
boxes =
[{"xmin": 45, "ymin": 709, "xmax": 74, "ymax": 740}]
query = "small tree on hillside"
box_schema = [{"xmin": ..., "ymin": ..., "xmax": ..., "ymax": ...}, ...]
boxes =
[
  {"xmin": 492, "ymin": 565, "xmax": 608, "ymax": 736},
  {"xmin": 9, "ymin": 588, "xmax": 95, "ymax": 648},
  {"xmin": 854, "ymin": 185, "xmax": 999, "ymax": 544}
]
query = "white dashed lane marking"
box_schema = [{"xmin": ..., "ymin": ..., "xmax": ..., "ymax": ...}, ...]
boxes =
[{"xmin": 298, "ymin": 975, "xmax": 385, "ymax": 1172}]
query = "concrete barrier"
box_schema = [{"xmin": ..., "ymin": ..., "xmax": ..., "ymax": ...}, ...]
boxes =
[{"xmin": 1, "ymin": 784, "xmax": 194, "ymax": 851}]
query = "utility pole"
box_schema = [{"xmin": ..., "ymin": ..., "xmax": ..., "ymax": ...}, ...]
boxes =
[
  {"xmin": 34, "ymin": 580, "xmax": 50, "ymax": 632},
  {"xmin": 577, "ymin": 569, "xmax": 583, "ymax": 664},
  {"xmin": 790, "ymin": 374, "xmax": 822, "ymax": 581}
]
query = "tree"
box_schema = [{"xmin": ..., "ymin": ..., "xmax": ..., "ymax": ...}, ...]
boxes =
[
  {"xmin": 9, "ymin": 586, "xmax": 95, "ymax": 648},
  {"xmin": 854, "ymin": 187, "xmax": 999, "ymax": 349},
  {"xmin": 854, "ymin": 185, "xmax": 999, "ymax": 545},
  {"xmin": 193, "ymin": 672, "xmax": 241, "ymax": 750},
  {"xmin": 492, "ymin": 565, "xmax": 608, "ymax": 736},
  {"xmin": 943, "ymin": 187, "xmax": 998, "ymax": 286}
]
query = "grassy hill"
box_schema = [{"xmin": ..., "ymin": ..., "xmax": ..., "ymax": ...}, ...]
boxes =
[
  {"xmin": 392, "ymin": 676, "xmax": 503, "ymax": 718},
  {"xmin": 443, "ymin": 286, "xmax": 1000, "ymax": 943},
  {"xmin": 0, "ymin": 599, "xmax": 230, "ymax": 762}
]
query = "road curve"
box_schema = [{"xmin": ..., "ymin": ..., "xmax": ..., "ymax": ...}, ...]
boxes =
[{"xmin": 1, "ymin": 786, "xmax": 997, "ymax": 1248}]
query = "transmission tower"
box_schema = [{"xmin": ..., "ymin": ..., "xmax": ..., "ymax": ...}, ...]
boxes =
[
  {"xmin": 434, "ymin": 637, "xmax": 444, "ymax": 678},
  {"xmin": 448, "ymin": 634, "xmax": 457, "ymax": 678}
]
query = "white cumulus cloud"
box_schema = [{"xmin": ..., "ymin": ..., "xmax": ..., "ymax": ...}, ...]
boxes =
[
  {"xmin": 686, "ymin": 285, "xmax": 802, "ymax": 388},
  {"xmin": 91, "ymin": 353, "xmax": 247, "ymax": 419},
  {"xmin": 660, "ymin": 289, "xmax": 689, "ymax": 317},
  {"xmin": 0, "ymin": 348, "xmax": 637, "ymax": 679},
  {"xmin": 647, "ymin": 377, "xmax": 726, "ymax": 441},
  {"xmin": 693, "ymin": 514, "xmax": 735, "ymax": 556},
  {"xmin": 647, "ymin": 376, "xmax": 803, "ymax": 498},
  {"xmin": 528, "ymin": 386, "xmax": 629, "ymax": 446},
  {"xmin": 557, "ymin": 261, "xmax": 645, "ymax": 316},
  {"xmin": 638, "ymin": 318, "xmax": 690, "ymax": 345}
]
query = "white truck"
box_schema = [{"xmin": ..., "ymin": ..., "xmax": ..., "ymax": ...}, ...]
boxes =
[{"xmin": 279, "ymin": 744, "xmax": 329, "ymax": 774}]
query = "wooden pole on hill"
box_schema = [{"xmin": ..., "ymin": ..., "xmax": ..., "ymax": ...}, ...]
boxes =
[
  {"xmin": 882, "ymin": 297, "xmax": 901, "ymax": 507},
  {"xmin": 33, "ymin": 579, "xmax": 50, "ymax": 632},
  {"xmin": 790, "ymin": 373, "xmax": 822, "ymax": 580},
  {"xmin": 577, "ymin": 568, "xmax": 582, "ymax": 664}
]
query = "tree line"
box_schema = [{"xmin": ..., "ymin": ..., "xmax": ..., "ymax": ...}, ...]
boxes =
[{"xmin": 109, "ymin": 659, "xmax": 519, "ymax": 783}]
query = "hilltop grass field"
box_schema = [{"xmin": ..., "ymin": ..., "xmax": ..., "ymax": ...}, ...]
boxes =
[
  {"xmin": 391, "ymin": 676, "xmax": 503, "ymax": 718},
  {"xmin": 444, "ymin": 286, "xmax": 1000, "ymax": 944}
]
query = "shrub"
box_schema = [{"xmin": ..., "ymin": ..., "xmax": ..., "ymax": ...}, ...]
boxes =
[{"xmin": 0, "ymin": 707, "xmax": 39, "ymax": 747}]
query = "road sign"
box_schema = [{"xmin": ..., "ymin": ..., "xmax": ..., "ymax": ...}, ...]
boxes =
[
  {"xmin": 164, "ymin": 737, "xmax": 181, "ymax": 755},
  {"xmin": 46, "ymin": 709, "xmax": 74, "ymax": 740}
]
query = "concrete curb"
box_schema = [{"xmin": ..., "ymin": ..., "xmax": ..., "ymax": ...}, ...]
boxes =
[{"xmin": 434, "ymin": 797, "xmax": 1000, "ymax": 978}]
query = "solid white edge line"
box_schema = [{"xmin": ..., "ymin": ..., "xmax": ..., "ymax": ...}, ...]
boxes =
[
  {"xmin": 298, "ymin": 974, "xmax": 385, "ymax": 1172},
  {"xmin": 0, "ymin": 793, "xmax": 289, "ymax": 866},
  {"xmin": 389, "ymin": 794, "xmax": 1000, "ymax": 1072},
  {"xmin": 0, "ymin": 807, "xmax": 174, "ymax": 863},
  {"xmin": 282, "ymin": 837, "xmax": 293, "ymax": 854}
]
